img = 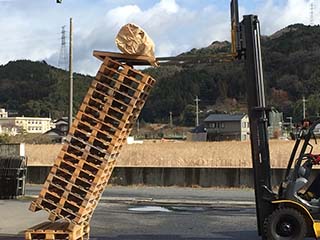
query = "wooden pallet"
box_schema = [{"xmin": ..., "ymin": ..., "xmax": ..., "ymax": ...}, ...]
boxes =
[
  {"xmin": 25, "ymin": 221, "xmax": 89, "ymax": 240},
  {"xmin": 97, "ymin": 57, "xmax": 154, "ymax": 85}
]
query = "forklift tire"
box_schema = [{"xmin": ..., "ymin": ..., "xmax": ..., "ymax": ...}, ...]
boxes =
[{"xmin": 264, "ymin": 207, "xmax": 307, "ymax": 240}]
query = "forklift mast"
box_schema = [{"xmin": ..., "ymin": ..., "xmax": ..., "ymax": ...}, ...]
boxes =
[{"xmin": 231, "ymin": 0, "xmax": 274, "ymax": 237}]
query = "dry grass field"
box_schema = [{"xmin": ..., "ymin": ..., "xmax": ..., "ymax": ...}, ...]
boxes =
[{"xmin": 25, "ymin": 140, "xmax": 303, "ymax": 168}]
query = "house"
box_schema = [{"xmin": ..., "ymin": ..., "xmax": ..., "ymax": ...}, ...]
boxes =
[
  {"xmin": 43, "ymin": 128, "xmax": 66, "ymax": 143},
  {"xmin": 0, "ymin": 108, "xmax": 51, "ymax": 134},
  {"xmin": 52, "ymin": 118, "xmax": 69, "ymax": 135},
  {"xmin": 43, "ymin": 118, "xmax": 69, "ymax": 143},
  {"xmin": 0, "ymin": 108, "xmax": 8, "ymax": 118},
  {"xmin": 204, "ymin": 113, "xmax": 250, "ymax": 141},
  {"xmin": 186, "ymin": 125, "xmax": 207, "ymax": 142},
  {"xmin": 0, "ymin": 124, "xmax": 18, "ymax": 136}
]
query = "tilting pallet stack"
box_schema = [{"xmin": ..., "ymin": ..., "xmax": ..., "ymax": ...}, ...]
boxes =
[{"xmin": 27, "ymin": 53, "xmax": 156, "ymax": 239}]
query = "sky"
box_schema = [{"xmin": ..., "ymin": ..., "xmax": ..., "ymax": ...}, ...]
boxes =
[{"xmin": 0, "ymin": 0, "xmax": 316, "ymax": 75}]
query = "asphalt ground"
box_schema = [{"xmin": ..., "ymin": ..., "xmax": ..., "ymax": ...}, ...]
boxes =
[
  {"xmin": 0, "ymin": 185, "xmax": 259, "ymax": 240},
  {"xmin": 25, "ymin": 185, "xmax": 256, "ymax": 205}
]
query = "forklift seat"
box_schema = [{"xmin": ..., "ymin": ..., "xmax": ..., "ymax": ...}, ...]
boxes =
[
  {"xmin": 294, "ymin": 177, "xmax": 308, "ymax": 194},
  {"xmin": 298, "ymin": 166, "xmax": 309, "ymax": 178},
  {"xmin": 292, "ymin": 164, "xmax": 311, "ymax": 194},
  {"xmin": 299, "ymin": 160, "xmax": 313, "ymax": 179}
]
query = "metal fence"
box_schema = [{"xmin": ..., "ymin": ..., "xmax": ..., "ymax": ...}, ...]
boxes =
[{"xmin": 0, "ymin": 156, "xmax": 27, "ymax": 199}]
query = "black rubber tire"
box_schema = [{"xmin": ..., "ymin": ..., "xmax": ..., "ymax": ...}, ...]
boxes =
[{"xmin": 264, "ymin": 208, "xmax": 307, "ymax": 240}]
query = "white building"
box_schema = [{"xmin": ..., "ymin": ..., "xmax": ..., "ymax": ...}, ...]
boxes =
[
  {"xmin": 0, "ymin": 124, "xmax": 18, "ymax": 136},
  {"xmin": 0, "ymin": 108, "xmax": 51, "ymax": 134},
  {"xmin": 0, "ymin": 108, "xmax": 8, "ymax": 118}
]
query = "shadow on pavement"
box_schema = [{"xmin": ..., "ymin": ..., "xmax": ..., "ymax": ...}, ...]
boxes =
[
  {"xmin": 91, "ymin": 231, "xmax": 259, "ymax": 240},
  {"xmin": 210, "ymin": 231, "xmax": 259, "ymax": 239}
]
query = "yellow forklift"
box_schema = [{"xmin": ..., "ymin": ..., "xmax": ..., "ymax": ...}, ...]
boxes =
[{"xmin": 230, "ymin": 0, "xmax": 320, "ymax": 239}]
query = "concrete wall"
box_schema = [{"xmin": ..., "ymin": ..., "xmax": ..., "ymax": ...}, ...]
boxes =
[
  {"xmin": 26, "ymin": 166, "xmax": 304, "ymax": 188},
  {"xmin": 110, "ymin": 167, "xmax": 288, "ymax": 188}
]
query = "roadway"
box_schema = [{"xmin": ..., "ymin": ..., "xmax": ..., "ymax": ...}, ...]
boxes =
[{"xmin": 0, "ymin": 185, "xmax": 259, "ymax": 240}]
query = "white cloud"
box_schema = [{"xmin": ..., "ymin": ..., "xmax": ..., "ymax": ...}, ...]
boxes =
[
  {"xmin": 157, "ymin": 0, "xmax": 180, "ymax": 13},
  {"xmin": 255, "ymin": 0, "xmax": 311, "ymax": 35},
  {"xmin": 106, "ymin": 5, "xmax": 142, "ymax": 28},
  {"xmin": 0, "ymin": 0, "xmax": 316, "ymax": 75}
]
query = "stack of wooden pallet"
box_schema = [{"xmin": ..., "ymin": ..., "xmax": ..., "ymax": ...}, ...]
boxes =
[{"xmin": 26, "ymin": 54, "xmax": 156, "ymax": 239}]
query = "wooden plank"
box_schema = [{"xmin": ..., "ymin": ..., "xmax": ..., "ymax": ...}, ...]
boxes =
[{"xmin": 93, "ymin": 50, "xmax": 156, "ymax": 66}]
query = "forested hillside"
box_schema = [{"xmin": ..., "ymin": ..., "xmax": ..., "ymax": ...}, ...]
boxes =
[
  {"xmin": 0, "ymin": 60, "xmax": 92, "ymax": 118},
  {"xmin": 143, "ymin": 24, "xmax": 320, "ymax": 125},
  {"xmin": 1, "ymin": 24, "xmax": 320, "ymax": 125}
]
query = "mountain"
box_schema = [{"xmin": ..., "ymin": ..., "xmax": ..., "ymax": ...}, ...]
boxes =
[
  {"xmin": 142, "ymin": 24, "xmax": 320, "ymax": 125},
  {"xmin": 0, "ymin": 60, "xmax": 92, "ymax": 119},
  {"xmin": 1, "ymin": 24, "xmax": 320, "ymax": 125}
]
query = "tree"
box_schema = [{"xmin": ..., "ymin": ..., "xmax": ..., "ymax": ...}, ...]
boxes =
[
  {"xmin": 0, "ymin": 134, "xmax": 10, "ymax": 144},
  {"xmin": 180, "ymin": 104, "xmax": 196, "ymax": 126}
]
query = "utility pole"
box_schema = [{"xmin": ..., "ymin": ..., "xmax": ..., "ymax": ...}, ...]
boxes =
[
  {"xmin": 169, "ymin": 112, "xmax": 173, "ymax": 128},
  {"xmin": 137, "ymin": 118, "xmax": 140, "ymax": 134},
  {"xmin": 194, "ymin": 96, "xmax": 200, "ymax": 127},
  {"xmin": 286, "ymin": 117, "xmax": 293, "ymax": 130},
  {"xmin": 302, "ymin": 96, "xmax": 306, "ymax": 119},
  {"xmin": 68, "ymin": 18, "xmax": 73, "ymax": 130}
]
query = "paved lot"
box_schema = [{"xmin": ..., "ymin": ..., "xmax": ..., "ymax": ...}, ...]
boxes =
[
  {"xmin": 0, "ymin": 185, "xmax": 259, "ymax": 240},
  {"xmin": 90, "ymin": 202, "xmax": 259, "ymax": 240},
  {"xmin": 26, "ymin": 185, "xmax": 255, "ymax": 203}
]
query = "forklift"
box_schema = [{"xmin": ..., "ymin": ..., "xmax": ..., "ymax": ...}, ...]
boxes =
[{"xmin": 230, "ymin": 0, "xmax": 320, "ymax": 239}]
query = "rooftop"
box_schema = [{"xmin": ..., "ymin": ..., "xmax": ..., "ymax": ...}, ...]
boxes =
[{"xmin": 204, "ymin": 113, "xmax": 246, "ymax": 122}]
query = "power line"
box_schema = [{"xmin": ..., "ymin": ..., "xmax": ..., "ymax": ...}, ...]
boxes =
[
  {"xmin": 58, "ymin": 25, "xmax": 68, "ymax": 70},
  {"xmin": 318, "ymin": 0, "xmax": 320, "ymax": 24},
  {"xmin": 310, "ymin": 1, "xmax": 315, "ymax": 25}
]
